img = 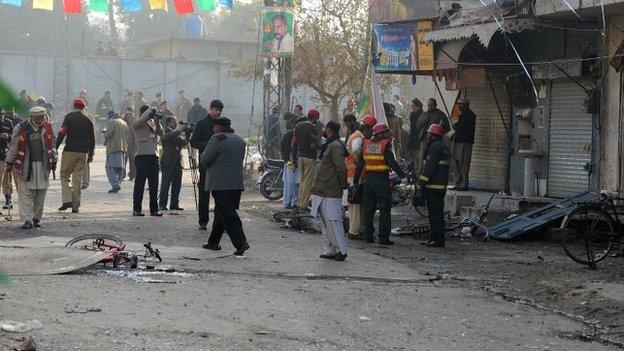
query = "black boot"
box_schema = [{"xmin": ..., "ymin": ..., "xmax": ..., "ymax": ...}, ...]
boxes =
[
  {"xmin": 2, "ymin": 195, "xmax": 11, "ymax": 209},
  {"xmin": 58, "ymin": 202, "xmax": 72, "ymax": 211}
]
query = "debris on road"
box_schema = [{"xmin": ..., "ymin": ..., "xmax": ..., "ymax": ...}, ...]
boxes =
[
  {"xmin": 0, "ymin": 320, "xmax": 42, "ymax": 333},
  {"xmin": 65, "ymin": 308, "xmax": 102, "ymax": 314}
]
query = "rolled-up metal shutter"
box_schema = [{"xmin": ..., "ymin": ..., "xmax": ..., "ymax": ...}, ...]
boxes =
[
  {"xmin": 547, "ymin": 79, "xmax": 593, "ymax": 198},
  {"xmin": 465, "ymin": 83, "xmax": 510, "ymax": 191}
]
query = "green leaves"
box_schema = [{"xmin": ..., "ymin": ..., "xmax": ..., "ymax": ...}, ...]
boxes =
[{"xmin": 0, "ymin": 81, "xmax": 25, "ymax": 114}]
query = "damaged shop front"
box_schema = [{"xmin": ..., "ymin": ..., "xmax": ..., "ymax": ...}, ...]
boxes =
[{"xmin": 423, "ymin": 12, "xmax": 602, "ymax": 198}]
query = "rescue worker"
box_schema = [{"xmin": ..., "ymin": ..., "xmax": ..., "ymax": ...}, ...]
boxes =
[
  {"xmin": 344, "ymin": 114, "xmax": 376, "ymax": 240},
  {"xmin": 418, "ymin": 124, "xmax": 451, "ymax": 248},
  {"xmin": 353, "ymin": 123, "xmax": 407, "ymax": 245}
]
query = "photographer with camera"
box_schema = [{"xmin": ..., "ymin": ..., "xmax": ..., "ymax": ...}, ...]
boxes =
[
  {"xmin": 158, "ymin": 116, "xmax": 186, "ymax": 211},
  {"xmin": 131, "ymin": 105, "xmax": 164, "ymax": 217},
  {"xmin": 190, "ymin": 99, "xmax": 223, "ymax": 230}
]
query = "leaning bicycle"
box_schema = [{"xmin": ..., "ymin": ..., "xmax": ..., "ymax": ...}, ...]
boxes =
[{"xmin": 560, "ymin": 192, "xmax": 624, "ymax": 269}]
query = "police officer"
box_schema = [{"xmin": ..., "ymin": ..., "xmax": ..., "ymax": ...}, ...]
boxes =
[
  {"xmin": 418, "ymin": 124, "xmax": 451, "ymax": 248},
  {"xmin": 353, "ymin": 123, "xmax": 407, "ymax": 245}
]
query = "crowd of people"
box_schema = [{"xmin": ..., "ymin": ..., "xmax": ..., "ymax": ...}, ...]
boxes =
[
  {"xmin": 1, "ymin": 87, "xmax": 476, "ymax": 260},
  {"xmin": 267, "ymin": 95, "xmax": 477, "ymax": 259},
  {"xmin": 0, "ymin": 89, "xmax": 250, "ymax": 256}
]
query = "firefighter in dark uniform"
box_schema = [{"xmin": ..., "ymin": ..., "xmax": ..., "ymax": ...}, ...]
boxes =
[
  {"xmin": 418, "ymin": 123, "xmax": 451, "ymax": 247},
  {"xmin": 353, "ymin": 123, "xmax": 407, "ymax": 245}
]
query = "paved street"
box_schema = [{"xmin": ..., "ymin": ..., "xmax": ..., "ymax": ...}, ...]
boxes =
[{"xmin": 0, "ymin": 150, "xmax": 622, "ymax": 350}]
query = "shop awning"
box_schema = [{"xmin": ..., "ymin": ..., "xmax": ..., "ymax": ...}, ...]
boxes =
[
  {"xmin": 436, "ymin": 38, "xmax": 471, "ymax": 70},
  {"xmin": 424, "ymin": 19, "xmax": 536, "ymax": 47}
]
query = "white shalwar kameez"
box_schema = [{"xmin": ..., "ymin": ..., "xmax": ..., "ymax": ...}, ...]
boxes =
[{"xmin": 310, "ymin": 195, "xmax": 348, "ymax": 255}]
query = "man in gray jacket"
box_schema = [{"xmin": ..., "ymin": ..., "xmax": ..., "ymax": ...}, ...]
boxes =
[
  {"xmin": 200, "ymin": 117, "xmax": 250, "ymax": 256},
  {"xmin": 103, "ymin": 111, "xmax": 129, "ymax": 193}
]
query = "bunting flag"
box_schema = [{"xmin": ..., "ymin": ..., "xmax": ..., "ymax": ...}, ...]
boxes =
[
  {"xmin": 63, "ymin": 0, "xmax": 81, "ymax": 13},
  {"xmin": 173, "ymin": 0, "xmax": 193, "ymax": 14},
  {"xmin": 218, "ymin": 0, "xmax": 232, "ymax": 10},
  {"xmin": 89, "ymin": 0, "xmax": 108, "ymax": 12},
  {"xmin": 120, "ymin": 0, "xmax": 141, "ymax": 11},
  {"xmin": 33, "ymin": 0, "xmax": 54, "ymax": 10},
  {"xmin": 1, "ymin": 0, "xmax": 23, "ymax": 6},
  {"xmin": 149, "ymin": 0, "xmax": 167, "ymax": 11},
  {"xmin": 196, "ymin": 0, "xmax": 216, "ymax": 12},
  {"xmin": 357, "ymin": 65, "xmax": 386, "ymax": 124}
]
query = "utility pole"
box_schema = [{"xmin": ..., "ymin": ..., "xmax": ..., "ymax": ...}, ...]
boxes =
[
  {"xmin": 262, "ymin": 0, "xmax": 293, "ymax": 156},
  {"xmin": 108, "ymin": 2, "xmax": 119, "ymax": 47}
]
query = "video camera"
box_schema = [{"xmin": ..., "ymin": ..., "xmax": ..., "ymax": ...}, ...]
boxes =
[{"xmin": 179, "ymin": 121, "xmax": 196, "ymax": 133}]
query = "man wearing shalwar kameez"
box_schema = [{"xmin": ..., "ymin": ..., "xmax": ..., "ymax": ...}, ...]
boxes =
[
  {"xmin": 5, "ymin": 107, "xmax": 57, "ymax": 229},
  {"xmin": 310, "ymin": 121, "xmax": 349, "ymax": 261}
]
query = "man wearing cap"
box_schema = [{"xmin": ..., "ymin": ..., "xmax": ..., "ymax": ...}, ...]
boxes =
[
  {"xmin": 451, "ymin": 98, "xmax": 476, "ymax": 191},
  {"xmin": 56, "ymin": 98, "xmax": 96, "ymax": 214},
  {"xmin": 418, "ymin": 124, "xmax": 451, "ymax": 248},
  {"xmin": 190, "ymin": 99, "xmax": 223, "ymax": 230},
  {"xmin": 291, "ymin": 109, "xmax": 321, "ymax": 210},
  {"xmin": 311, "ymin": 121, "xmax": 349, "ymax": 261},
  {"xmin": 132, "ymin": 106, "xmax": 164, "ymax": 217},
  {"xmin": 103, "ymin": 111, "xmax": 129, "ymax": 193},
  {"xmin": 353, "ymin": 123, "xmax": 407, "ymax": 245},
  {"xmin": 5, "ymin": 107, "xmax": 57, "ymax": 229},
  {"xmin": 344, "ymin": 114, "xmax": 376, "ymax": 240},
  {"xmin": 200, "ymin": 117, "xmax": 250, "ymax": 256}
]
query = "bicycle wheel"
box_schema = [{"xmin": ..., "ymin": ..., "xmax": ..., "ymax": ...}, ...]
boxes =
[
  {"xmin": 561, "ymin": 207, "xmax": 616, "ymax": 266},
  {"xmin": 65, "ymin": 234, "xmax": 124, "ymax": 249}
]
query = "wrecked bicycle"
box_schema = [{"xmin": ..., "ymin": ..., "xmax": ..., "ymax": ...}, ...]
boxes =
[
  {"xmin": 65, "ymin": 234, "xmax": 162, "ymax": 268},
  {"xmin": 561, "ymin": 191, "xmax": 624, "ymax": 269}
]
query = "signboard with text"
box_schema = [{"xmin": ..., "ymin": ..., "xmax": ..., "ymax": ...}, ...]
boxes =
[{"xmin": 372, "ymin": 21, "xmax": 434, "ymax": 73}]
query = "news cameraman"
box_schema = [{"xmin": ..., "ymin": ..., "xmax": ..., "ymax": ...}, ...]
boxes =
[
  {"xmin": 190, "ymin": 99, "xmax": 223, "ymax": 230},
  {"xmin": 132, "ymin": 105, "xmax": 164, "ymax": 217}
]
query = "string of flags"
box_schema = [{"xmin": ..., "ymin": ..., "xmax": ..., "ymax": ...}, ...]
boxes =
[{"xmin": 0, "ymin": 0, "xmax": 233, "ymax": 14}]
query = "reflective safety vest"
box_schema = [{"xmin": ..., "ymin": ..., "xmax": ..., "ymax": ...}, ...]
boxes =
[
  {"xmin": 345, "ymin": 131, "xmax": 364, "ymax": 183},
  {"xmin": 362, "ymin": 139, "xmax": 390, "ymax": 173}
]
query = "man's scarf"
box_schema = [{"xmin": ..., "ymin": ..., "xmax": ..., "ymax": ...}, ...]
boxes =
[{"xmin": 319, "ymin": 135, "xmax": 346, "ymax": 160}]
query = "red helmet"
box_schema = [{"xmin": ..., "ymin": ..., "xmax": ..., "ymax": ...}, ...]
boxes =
[
  {"xmin": 73, "ymin": 98, "xmax": 86, "ymax": 108},
  {"xmin": 372, "ymin": 123, "xmax": 390, "ymax": 135},
  {"xmin": 360, "ymin": 114, "xmax": 377, "ymax": 127},
  {"xmin": 427, "ymin": 123, "xmax": 444, "ymax": 136}
]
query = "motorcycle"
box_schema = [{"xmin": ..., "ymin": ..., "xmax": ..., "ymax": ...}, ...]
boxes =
[
  {"xmin": 257, "ymin": 157, "xmax": 284, "ymax": 201},
  {"xmin": 389, "ymin": 162, "xmax": 427, "ymax": 218}
]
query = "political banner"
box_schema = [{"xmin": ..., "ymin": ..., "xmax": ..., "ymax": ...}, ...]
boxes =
[
  {"xmin": 372, "ymin": 22, "xmax": 416, "ymax": 73},
  {"xmin": 261, "ymin": 9, "xmax": 295, "ymax": 58}
]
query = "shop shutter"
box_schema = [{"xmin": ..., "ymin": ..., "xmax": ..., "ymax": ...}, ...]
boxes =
[
  {"xmin": 465, "ymin": 83, "xmax": 510, "ymax": 191},
  {"xmin": 547, "ymin": 79, "xmax": 593, "ymax": 198}
]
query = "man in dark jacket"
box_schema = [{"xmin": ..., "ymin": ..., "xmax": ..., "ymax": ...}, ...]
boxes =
[
  {"xmin": 416, "ymin": 98, "xmax": 450, "ymax": 160},
  {"xmin": 159, "ymin": 116, "xmax": 187, "ymax": 211},
  {"xmin": 56, "ymin": 98, "xmax": 95, "ymax": 213},
  {"xmin": 418, "ymin": 124, "xmax": 451, "ymax": 248},
  {"xmin": 187, "ymin": 98, "xmax": 209, "ymax": 124},
  {"xmin": 190, "ymin": 99, "xmax": 222, "ymax": 230},
  {"xmin": 451, "ymin": 98, "xmax": 476, "ymax": 191},
  {"xmin": 200, "ymin": 117, "xmax": 250, "ymax": 256},
  {"xmin": 292, "ymin": 109, "xmax": 321, "ymax": 210}
]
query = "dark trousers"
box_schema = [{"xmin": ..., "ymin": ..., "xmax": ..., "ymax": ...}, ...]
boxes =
[
  {"xmin": 208, "ymin": 190, "xmax": 248, "ymax": 250},
  {"xmin": 133, "ymin": 155, "xmax": 159, "ymax": 214},
  {"xmin": 424, "ymin": 189, "xmax": 446, "ymax": 243},
  {"xmin": 159, "ymin": 164, "xmax": 182, "ymax": 208},
  {"xmin": 362, "ymin": 173, "xmax": 392, "ymax": 241},
  {"xmin": 198, "ymin": 169, "xmax": 210, "ymax": 225}
]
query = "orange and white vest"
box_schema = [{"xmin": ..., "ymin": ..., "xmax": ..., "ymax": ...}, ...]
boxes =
[
  {"xmin": 345, "ymin": 130, "xmax": 364, "ymax": 183},
  {"xmin": 362, "ymin": 139, "xmax": 390, "ymax": 173}
]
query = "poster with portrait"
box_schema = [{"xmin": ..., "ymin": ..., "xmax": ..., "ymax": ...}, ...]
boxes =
[
  {"xmin": 372, "ymin": 22, "xmax": 416, "ymax": 72},
  {"xmin": 261, "ymin": 9, "xmax": 295, "ymax": 58}
]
